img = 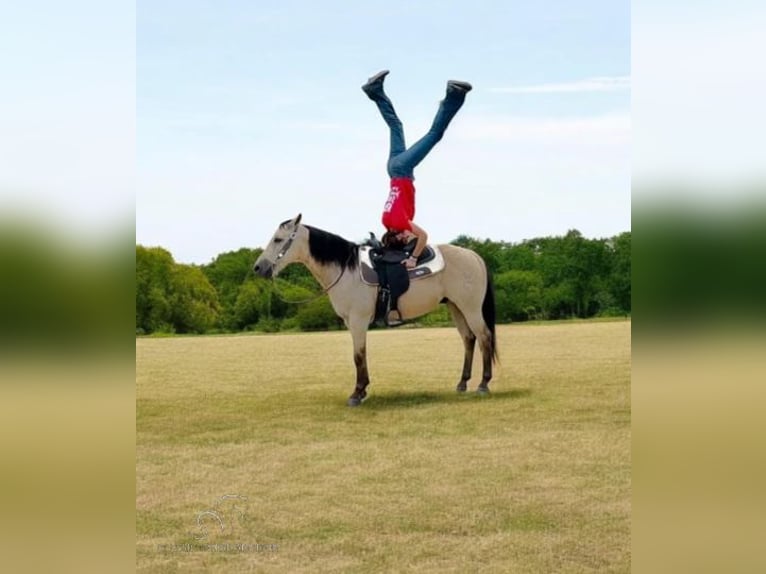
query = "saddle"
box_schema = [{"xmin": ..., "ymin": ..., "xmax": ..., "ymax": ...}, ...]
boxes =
[{"xmin": 359, "ymin": 234, "xmax": 445, "ymax": 327}]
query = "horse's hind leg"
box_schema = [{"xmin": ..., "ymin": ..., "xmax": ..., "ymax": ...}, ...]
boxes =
[
  {"xmin": 462, "ymin": 310, "xmax": 493, "ymax": 394},
  {"xmin": 447, "ymin": 302, "xmax": 476, "ymax": 392},
  {"xmin": 477, "ymin": 336, "xmax": 493, "ymax": 394}
]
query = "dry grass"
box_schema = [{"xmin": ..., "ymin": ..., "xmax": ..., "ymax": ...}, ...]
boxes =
[{"xmin": 137, "ymin": 320, "xmax": 631, "ymax": 573}]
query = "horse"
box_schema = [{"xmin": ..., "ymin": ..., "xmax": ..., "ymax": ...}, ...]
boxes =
[{"xmin": 253, "ymin": 214, "xmax": 498, "ymax": 406}]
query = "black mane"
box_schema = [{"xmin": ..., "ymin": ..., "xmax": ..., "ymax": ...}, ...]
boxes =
[{"xmin": 305, "ymin": 226, "xmax": 359, "ymax": 270}]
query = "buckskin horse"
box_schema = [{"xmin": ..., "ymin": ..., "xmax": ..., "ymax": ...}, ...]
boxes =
[{"xmin": 253, "ymin": 214, "xmax": 498, "ymax": 406}]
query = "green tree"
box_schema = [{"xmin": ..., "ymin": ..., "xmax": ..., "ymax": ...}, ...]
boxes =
[
  {"xmin": 494, "ymin": 270, "xmax": 544, "ymax": 322},
  {"xmin": 136, "ymin": 226, "xmax": 631, "ymax": 334},
  {"xmin": 451, "ymin": 235, "xmax": 505, "ymax": 273},
  {"xmin": 202, "ymin": 248, "xmax": 261, "ymax": 330},
  {"xmin": 233, "ymin": 280, "xmax": 269, "ymax": 329},
  {"xmin": 608, "ymin": 232, "xmax": 631, "ymax": 314},
  {"xmin": 136, "ymin": 246, "xmax": 174, "ymax": 332},
  {"xmin": 542, "ymin": 282, "xmax": 577, "ymax": 319},
  {"xmin": 295, "ymin": 297, "xmax": 343, "ymax": 331},
  {"xmin": 278, "ymin": 264, "xmax": 320, "ymax": 291},
  {"xmin": 500, "ymin": 242, "xmax": 537, "ymax": 272},
  {"xmin": 270, "ymin": 282, "xmax": 316, "ymax": 317},
  {"xmin": 560, "ymin": 230, "xmax": 610, "ymax": 317},
  {"xmin": 168, "ymin": 264, "xmax": 221, "ymax": 333}
]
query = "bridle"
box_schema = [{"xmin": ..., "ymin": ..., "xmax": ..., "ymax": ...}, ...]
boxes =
[
  {"xmin": 274, "ymin": 229, "xmax": 297, "ymax": 262},
  {"xmin": 267, "ymin": 227, "xmax": 349, "ymax": 305}
]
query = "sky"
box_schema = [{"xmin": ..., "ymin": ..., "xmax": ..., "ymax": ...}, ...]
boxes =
[
  {"xmin": 3, "ymin": 2, "xmax": 764, "ymax": 265},
  {"xmin": 136, "ymin": 0, "xmax": 631, "ymax": 264}
]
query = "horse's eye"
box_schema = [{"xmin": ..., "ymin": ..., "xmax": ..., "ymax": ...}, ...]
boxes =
[{"xmin": 273, "ymin": 238, "xmax": 283, "ymax": 244}]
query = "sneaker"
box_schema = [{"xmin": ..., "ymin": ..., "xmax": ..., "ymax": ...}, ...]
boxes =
[
  {"xmin": 362, "ymin": 69, "xmax": 390, "ymax": 97},
  {"xmin": 447, "ymin": 80, "xmax": 473, "ymax": 93}
]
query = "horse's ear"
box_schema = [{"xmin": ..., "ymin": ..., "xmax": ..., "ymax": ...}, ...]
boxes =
[{"xmin": 294, "ymin": 213, "xmax": 302, "ymax": 226}]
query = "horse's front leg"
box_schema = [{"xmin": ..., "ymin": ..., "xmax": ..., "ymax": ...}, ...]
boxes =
[{"xmin": 346, "ymin": 317, "xmax": 370, "ymax": 407}]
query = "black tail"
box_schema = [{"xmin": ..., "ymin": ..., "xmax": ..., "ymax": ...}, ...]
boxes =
[{"xmin": 482, "ymin": 265, "xmax": 499, "ymax": 364}]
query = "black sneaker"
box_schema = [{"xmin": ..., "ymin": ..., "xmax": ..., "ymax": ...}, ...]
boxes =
[
  {"xmin": 447, "ymin": 80, "xmax": 473, "ymax": 93},
  {"xmin": 362, "ymin": 69, "xmax": 390, "ymax": 96}
]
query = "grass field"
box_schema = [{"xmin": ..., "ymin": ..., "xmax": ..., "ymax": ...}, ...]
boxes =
[{"xmin": 136, "ymin": 320, "xmax": 631, "ymax": 573}]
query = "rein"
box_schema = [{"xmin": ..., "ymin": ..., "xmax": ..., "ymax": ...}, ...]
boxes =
[
  {"xmin": 270, "ymin": 267, "xmax": 345, "ymax": 305},
  {"xmin": 270, "ymin": 250, "xmax": 355, "ymax": 305}
]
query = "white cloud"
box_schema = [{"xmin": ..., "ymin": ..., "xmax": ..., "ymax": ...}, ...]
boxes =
[{"xmin": 490, "ymin": 76, "xmax": 631, "ymax": 94}]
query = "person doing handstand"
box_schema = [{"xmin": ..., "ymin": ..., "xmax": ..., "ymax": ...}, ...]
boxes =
[
  {"xmin": 362, "ymin": 69, "xmax": 472, "ymax": 324},
  {"xmin": 362, "ymin": 70, "xmax": 471, "ymax": 264}
]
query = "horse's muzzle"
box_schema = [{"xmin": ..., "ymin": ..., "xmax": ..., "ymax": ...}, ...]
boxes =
[{"xmin": 253, "ymin": 260, "xmax": 274, "ymax": 279}]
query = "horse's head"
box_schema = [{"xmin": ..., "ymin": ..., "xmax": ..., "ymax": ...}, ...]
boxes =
[{"xmin": 253, "ymin": 213, "xmax": 304, "ymax": 278}]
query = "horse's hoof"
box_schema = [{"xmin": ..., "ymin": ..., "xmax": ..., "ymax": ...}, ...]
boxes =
[
  {"xmin": 476, "ymin": 387, "xmax": 490, "ymax": 395},
  {"xmin": 456, "ymin": 383, "xmax": 467, "ymax": 393},
  {"xmin": 347, "ymin": 397, "xmax": 362, "ymax": 407}
]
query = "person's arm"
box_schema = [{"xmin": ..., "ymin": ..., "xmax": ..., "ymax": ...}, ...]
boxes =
[{"xmin": 404, "ymin": 221, "xmax": 428, "ymax": 268}]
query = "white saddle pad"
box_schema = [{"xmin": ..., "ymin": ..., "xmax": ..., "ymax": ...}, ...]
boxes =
[{"xmin": 358, "ymin": 245, "xmax": 445, "ymax": 286}]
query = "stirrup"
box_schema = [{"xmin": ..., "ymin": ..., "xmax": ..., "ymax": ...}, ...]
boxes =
[{"xmin": 386, "ymin": 309, "xmax": 405, "ymax": 327}]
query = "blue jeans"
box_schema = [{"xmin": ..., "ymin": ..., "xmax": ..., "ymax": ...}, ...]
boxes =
[{"xmin": 370, "ymin": 90, "xmax": 467, "ymax": 179}]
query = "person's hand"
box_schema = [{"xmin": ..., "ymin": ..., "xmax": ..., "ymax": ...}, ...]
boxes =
[{"xmin": 403, "ymin": 256, "xmax": 417, "ymax": 269}]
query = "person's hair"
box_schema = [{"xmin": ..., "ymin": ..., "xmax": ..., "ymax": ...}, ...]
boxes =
[{"xmin": 382, "ymin": 230, "xmax": 407, "ymax": 249}]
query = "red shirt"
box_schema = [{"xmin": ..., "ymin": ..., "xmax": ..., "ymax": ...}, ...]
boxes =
[{"xmin": 381, "ymin": 177, "xmax": 415, "ymax": 232}]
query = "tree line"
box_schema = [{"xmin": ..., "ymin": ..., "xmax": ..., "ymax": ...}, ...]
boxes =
[{"xmin": 136, "ymin": 229, "xmax": 630, "ymax": 335}]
